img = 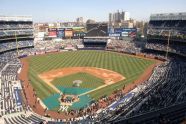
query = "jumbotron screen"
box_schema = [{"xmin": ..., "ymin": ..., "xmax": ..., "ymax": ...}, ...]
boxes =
[{"xmin": 86, "ymin": 23, "xmax": 108, "ymax": 36}]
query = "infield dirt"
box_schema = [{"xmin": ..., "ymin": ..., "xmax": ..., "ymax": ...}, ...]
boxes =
[{"xmin": 38, "ymin": 67, "xmax": 126, "ymax": 94}]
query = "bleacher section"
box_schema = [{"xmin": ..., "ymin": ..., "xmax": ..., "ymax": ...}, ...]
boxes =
[
  {"xmin": 4, "ymin": 114, "xmax": 45, "ymax": 124},
  {"xmin": 0, "ymin": 16, "xmax": 38, "ymax": 124},
  {"xmin": 0, "ymin": 16, "xmax": 34, "ymax": 55},
  {"xmin": 98, "ymin": 59, "xmax": 186, "ymax": 123},
  {"xmin": 114, "ymin": 102, "xmax": 186, "ymax": 124},
  {"xmin": 146, "ymin": 12, "xmax": 186, "ymax": 57}
]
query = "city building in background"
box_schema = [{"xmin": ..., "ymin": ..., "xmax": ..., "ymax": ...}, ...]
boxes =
[
  {"xmin": 108, "ymin": 10, "xmax": 149, "ymax": 40},
  {"xmin": 109, "ymin": 10, "xmax": 130, "ymax": 28},
  {"xmin": 76, "ymin": 17, "xmax": 84, "ymax": 26},
  {"xmin": 109, "ymin": 10, "xmax": 130, "ymax": 23}
]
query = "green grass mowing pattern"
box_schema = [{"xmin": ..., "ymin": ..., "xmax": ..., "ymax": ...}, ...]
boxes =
[
  {"xmin": 89, "ymin": 72, "xmax": 141, "ymax": 100},
  {"xmin": 28, "ymin": 68, "xmax": 56, "ymax": 100},
  {"xmin": 51, "ymin": 72, "xmax": 104, "ymax": 89},
  {"xmin": 28, "ymin": 50, "xmax": 155, "ymax": 101}
]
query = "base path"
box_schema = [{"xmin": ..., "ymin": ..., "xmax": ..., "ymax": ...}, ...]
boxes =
[
  {"xmin": 39, "ymin": 67, "xmax": 126, "ymax": 94},
  {"xmin": 79, "ymin": 84, "xmax": 107, "ymax": 96}
]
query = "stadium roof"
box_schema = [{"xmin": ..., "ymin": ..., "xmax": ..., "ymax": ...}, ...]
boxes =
[
  {"xmin": 84, "ymin": 36, "xmax": 110, "ymax": 39},
  {"xmin": 0, "ymin": 16, "xmax": 32, "ymax": 22},
  {"xmin": 150, "ymin": 12, "xmax": 186, "ymax": 21}
]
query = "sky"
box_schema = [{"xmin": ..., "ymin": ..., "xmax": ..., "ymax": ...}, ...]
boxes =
[{"xmin": 0, "ymin": 0, "xmax": 186, "ymax": 22}]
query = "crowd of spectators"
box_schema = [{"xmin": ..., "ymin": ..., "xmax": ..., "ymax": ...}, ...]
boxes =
[
  {"xmin": 0, "ymin": 30, "xmax": 33, "ymax": 37},
  {"xmin": 147, "ymin": 18, "xmax": 186, "ymax": 58},
  {"xmin": 34, "ymin": 39, "xmax": 83, "ymax": 53},
  {"xmin": 126, "ymin": 59, "xmax": 186, "ymax": 116},
  {"xmin": 107, "ymin": 40, "xmax": 142, "ymax": 54},
  {"xmin": 0, "ymin": 24, "xmax": 33, "ymax": 30},
  {"xmin": 146, "ymin": 42, "xmax": 186, "ymax": 55},
  {"xmin": 98, "ymin": 59, "xmax": 186, "ymax": 123},
  {"xmin": 0, "ymin": 40, "xmax": 34, "ymax": 53},
  {"xmin": 148, "ymin": 20, "xmax": 186, "ymax": 29},
  {"xmin": 0, "ymin": 49, "xmax": 48, "ymax": 124}
]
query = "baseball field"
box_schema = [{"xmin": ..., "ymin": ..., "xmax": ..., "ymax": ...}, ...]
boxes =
[{"xmin": 26, "ymin": 50, "xmax": 156, "ymax": 111}]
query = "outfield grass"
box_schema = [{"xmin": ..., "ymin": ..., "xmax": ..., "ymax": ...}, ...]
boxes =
[
  {"xmin": 28, "ymin": 50, "xmax": 155, "ymax": 100},
  {"xmin": 28, "ymin": 68, "xmax": 56, "ymax": 99},
  {"xmin": 51, "ymin": 72, "xmax": 104, "ymax": 89}
]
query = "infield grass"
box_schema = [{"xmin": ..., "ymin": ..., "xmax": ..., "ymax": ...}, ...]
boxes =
[{"xmin": 51, "ymin": 72, "xmax": 104, "ymax": 89}]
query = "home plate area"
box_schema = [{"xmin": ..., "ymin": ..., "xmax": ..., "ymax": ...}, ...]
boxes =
[{"xmin": 39, "ymin": 67, "xmax": 125, "ymax": 111}]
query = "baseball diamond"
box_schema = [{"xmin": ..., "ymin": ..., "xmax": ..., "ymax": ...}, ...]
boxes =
[{"xmin": 23, "ymin": 50, "xmax": 156, "ymax": 111}]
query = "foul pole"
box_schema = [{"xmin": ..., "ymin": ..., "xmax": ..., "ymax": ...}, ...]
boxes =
[
  {"xmin": 15, "ymin": 31, "xmax": 19, "ymax": 57},
  {"xmin": 165, "ymin": 30, "xmax": 171, "ymax": 59}
]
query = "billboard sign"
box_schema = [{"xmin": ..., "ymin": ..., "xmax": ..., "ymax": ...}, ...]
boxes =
[
  {"xmin": 108, "ymin": 28, "xmax": 115, "ymax": 34},
  {"xmin": 114, "ymin": 28, "xmax": 137, "ymax": 37},
  {"xmin": 121, "ymin": 32, "xmax": 128, "ymax": 37},
  {"xmin": 65, "ymin": 29, "xmax": 73, "ymax": 37},
  {"xmin": 48, "ymin": 31, "xmax": 57, "ymax": 37},
  {"xmin": 109, "ymin": 33, "xmax": 121, "ymax": 37},
  {"xmin": 114, "ymin": 28, "xmax": 136, "ymax": 33},
  {"xmin": 128, "ymin": 31, "xmax": 136, "ymax": 38},
  {"xmin": 57, "ymin": 28, "xmax": 65, "ymax": 38},
  {"xmin": 73, "ymin": 32, "xmax": 86, "ymax": 37},
  {"xmin": 48, "ymin": 28, "xmax": 57, "ymax": 37}
]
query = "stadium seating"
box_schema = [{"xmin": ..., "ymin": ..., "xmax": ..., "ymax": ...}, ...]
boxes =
[
  {"xmin": 99, "ymin": 58, "xmax": 186, "ymax": 123},
  {"xmin": 3, "ymin": 114, "xmax": 46, "ymax": 124},
  {"xmin": 107, "ymin": 40, "xmax": 142, "ymax": 54},
  {"xmin": 146, "ymin": 18, "xmax": 186, "ymax": 56},
  {"xmin": 0, "ymin": 40, "xmax": 34, "ymax": 53},
  {"xmin": 1, "ymin": 38, "xmax": 186, "ymax": 123}
]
